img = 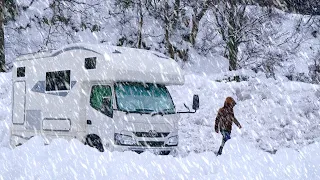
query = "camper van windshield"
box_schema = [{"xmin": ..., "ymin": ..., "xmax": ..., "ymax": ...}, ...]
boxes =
[{"xmin": 115, "ymin": 82, "xmax": 175, "ymax": 114}]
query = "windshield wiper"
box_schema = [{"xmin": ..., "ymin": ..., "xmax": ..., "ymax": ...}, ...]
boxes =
[
  {"xmin": 151, "ymin": 111, "xmax": 164, "ymax": 117},
  {"xmin": 123, "ymin": 110, "xmax": 141, "ymax": 115},
  {"xmin": 151, "ymin": 109, "xmax": 175, "ymax": 116},
  {"xmin": 135, "ymin": 108, "xmax": 154, "ymax": 112},
  {"xmin": 122, "ymin": 108, "xmax": 175, "ymax": 116},
  {"xmin": 123, "ymin": 108, "xmax": 153, "ymax": 115}
]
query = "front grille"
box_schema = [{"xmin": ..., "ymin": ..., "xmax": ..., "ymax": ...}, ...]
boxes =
[
  {"xmin": 139, "ymin": 141, "xmax": 165, "ymax": 147},
  {"xmin": 134, "ymin": 132, "xmax": 170, "ymax": 138}
]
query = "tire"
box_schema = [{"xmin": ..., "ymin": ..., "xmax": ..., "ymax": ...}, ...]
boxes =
[{"xmin": 85, "ymin": 134, "xmax": 104, "ymax": 152}]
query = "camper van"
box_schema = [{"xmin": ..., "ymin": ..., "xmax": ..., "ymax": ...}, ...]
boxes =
[{"xmin": 10, "ymin": 43, "xmax": 199, "ymax": 154}]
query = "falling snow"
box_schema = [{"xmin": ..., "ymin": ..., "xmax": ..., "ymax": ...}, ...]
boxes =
[{"xmin": 1, "ymin": 0, "xmax": 320, "ymax": 179}]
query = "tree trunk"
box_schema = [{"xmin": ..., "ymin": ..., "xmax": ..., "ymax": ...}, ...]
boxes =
[
  {"xmin": 172, "ymin": 0, "xmax": 180, "ymax": 29},
  {"xmin": 227, "ymin": 0, "xmax": 238, "ymax": 71},
  {"xmin": 165, "ymin": 26, "xmax": 174, "ymax": 59},
  {"xmin": 190, "ymin": 1, "xmax": 209, "ymax": 46},
  {"xmin": 190, "ymin": 14, "xmax": 198, "ymax": 45},
  {"xmin": 0, "ymin": 0, "xmax": 5, "ymax": 72},
  {"xmin": 164, "ymin": 1, "xmax": 174, "ymax": 59},
  {"xmin": 137, "ymin": 0, "xmax": 143, "ymax": 48},
  {"xmin": 227, "ymin": 31, "xmax": 238, "ymax": 71},
  {"xmin": 227, "ymin": 0, "xmax": 240, "ymax": 81}
]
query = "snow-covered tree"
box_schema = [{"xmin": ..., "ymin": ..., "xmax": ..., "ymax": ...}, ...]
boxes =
[
  {"xmin": 111, "ymin": 0, "xmax": 152, "ymax": 49},
  {"xmin": 5, "ymin": 0, "xmax": 103, "ymax": 59},
  {"xmin": 309, "ymin": 51, "xmax": 320, "ymax": 84},
  {"xmin": 181, "ymin": 0, "xmax": 211, "ymax": 46},
  {"xmin": 213, "ymin": 0, "xmax": 252, "ymax": 73},
  {"xmin": 212, "ymin": 1, "xmax": 306, "ymax": 79},
  {"xmin": 1, "ymin": 0, "xmax": 18, "ymax": 71}
]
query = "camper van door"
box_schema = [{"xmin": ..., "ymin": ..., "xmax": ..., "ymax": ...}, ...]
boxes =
[{"xmin": 85, "ymin": 84, "xmax": 115, "ymax": 148}]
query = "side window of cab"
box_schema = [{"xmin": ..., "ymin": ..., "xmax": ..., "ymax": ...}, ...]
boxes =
[{"xmin": 90, "ymin": 85, "xmax": 113, "ymax": 118}]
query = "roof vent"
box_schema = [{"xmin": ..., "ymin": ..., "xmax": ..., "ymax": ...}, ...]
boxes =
[
  {"xmin": 113, "ymin": 50, "xmax": 121, "ymax": 54},
  {"xmin": 85, "ymin": 57, "xmax": 97, "ymax": 69}
]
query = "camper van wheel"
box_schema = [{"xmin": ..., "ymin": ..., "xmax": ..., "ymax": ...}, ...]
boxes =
[{"xmin": 85, "ymin": 134, "xmax": 104, "ymax": 152}]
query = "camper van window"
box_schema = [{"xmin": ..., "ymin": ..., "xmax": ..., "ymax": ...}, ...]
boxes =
[
  {"xmin": 90, "ymin": 85, "xmax": 113, "ymax": 117},
  {"xmin": 17, "ymin": 67, "xmax": 25, "ymax": 77},
  {"xmin": 115, "ymin": 82, "xmax": 175, "ymax": 114},
  {"xmin": 85, "ymin": 57, "xmax": 97, "ymax": 69},
  {"xmin": 45, "ymin": 70, "xmax": 71, "ymax": 91}
]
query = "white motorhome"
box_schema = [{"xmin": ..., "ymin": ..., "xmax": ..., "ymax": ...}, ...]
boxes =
[{"xmin": 11, "ymin": 43, "xmax": 199, "ymax": 154}]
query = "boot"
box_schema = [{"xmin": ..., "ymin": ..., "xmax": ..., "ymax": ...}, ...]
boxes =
[{"xmin": 217, "ymin": 146, "xmax": 223, "ymax": 156}]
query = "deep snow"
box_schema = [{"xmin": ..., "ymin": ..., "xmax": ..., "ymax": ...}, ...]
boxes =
[
  {"xmin": 0, "ymin": 137, "xmax": 319, "ymax": 179},
  {"xmin": 170, "ymin": 72, "xmax": 320, "ymax": 155},
  {"xmin": 0, "ymin": 71, "xmax": 320, "ymax": 179}
]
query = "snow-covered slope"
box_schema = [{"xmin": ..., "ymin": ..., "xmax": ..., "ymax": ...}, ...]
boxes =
[
  {"xmin": 0, "ymin": 73, "xmax": 12, "ymax": 148},
  {"xmin": 6, "ymin": 2, "xmax": 320, "ymax": 82},
  {"xmin": 170, "ymin": 73, "xmax": 320, "ymax": 154}
]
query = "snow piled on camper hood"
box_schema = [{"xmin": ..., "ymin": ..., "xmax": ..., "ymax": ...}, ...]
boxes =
[{"xmin": 0, "ymin": 71, "xmax": 320, "ymax": 179}]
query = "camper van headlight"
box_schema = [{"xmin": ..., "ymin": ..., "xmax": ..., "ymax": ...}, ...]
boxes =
[
  {"xmin": 114, "ymin": 133, "xmax": 138, "ymax": 146},
  {"xmin": 167, "ymin": 135, "xmax": 178, "ymax": 146}
]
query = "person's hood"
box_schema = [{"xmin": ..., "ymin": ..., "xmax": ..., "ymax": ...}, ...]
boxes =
[{"xmin": 224, "ymin": 97, "xmax": 236, "ymax": 108}]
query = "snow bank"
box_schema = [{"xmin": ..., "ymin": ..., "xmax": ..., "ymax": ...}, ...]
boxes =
[
  {"xmin": 169, "ymin": 73, "xmax": 320, "ymax": 154},
  {"xmin": 181, "ymin": 49, "xmax": 229, "ymax": 76},
  {"xmin": 0, "ymin": 136, "xmax": 319, "ymax": 179},
  {"xmin": 0, "ymin": 73, "xmax": 11, "ymax": 147}
]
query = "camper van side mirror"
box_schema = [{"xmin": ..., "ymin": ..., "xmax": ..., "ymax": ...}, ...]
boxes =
[
  {"xmin": 192, "ymin": 94, "xmax": 199, "ymax": 111},
  {"xmin": 102, "ymin": 97, "xmax": 113, "ymax": 118}
]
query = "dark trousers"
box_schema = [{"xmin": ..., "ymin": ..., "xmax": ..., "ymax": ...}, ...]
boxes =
[{"xmin": 217, "ymin": 130, "xmax": 231, "ymax": 155}]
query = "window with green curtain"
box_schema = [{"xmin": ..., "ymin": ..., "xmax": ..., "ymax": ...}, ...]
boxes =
[{"xmin": 90, "ymin": 85, "xmax": 113, "ymax": 117}]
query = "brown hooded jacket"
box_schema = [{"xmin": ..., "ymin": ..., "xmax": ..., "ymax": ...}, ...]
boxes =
[{"xmin": 215, "ymin": 97, "xmax": 241, "ymax": 133}]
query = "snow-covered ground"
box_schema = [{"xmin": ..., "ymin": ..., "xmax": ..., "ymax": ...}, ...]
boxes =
[
  {"xmin": 0, "ymin": 136, "xmax": 319, "ymax": 179},
  {"xmin": 0, "ymin": 71, "xmax": 319, "ymax": 179},
  {"xmin": 170, "ymin": 72, "xmax": 320, "ymax": 155}
]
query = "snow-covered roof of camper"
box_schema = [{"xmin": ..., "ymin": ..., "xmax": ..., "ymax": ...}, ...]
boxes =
[{"xmin": 16, "ymin": 43, "xmax": 184, "ymax": 85}]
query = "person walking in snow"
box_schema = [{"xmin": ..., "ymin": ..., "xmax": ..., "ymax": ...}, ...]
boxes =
[{"xmin": 215, "ymin": 97, "xmax": 242, "ymax": 155}]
